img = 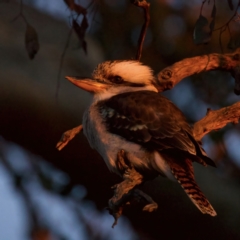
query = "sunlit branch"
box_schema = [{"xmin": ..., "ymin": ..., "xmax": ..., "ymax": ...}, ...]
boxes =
[
  {"xmin": 56, "ymin": 124, "xmax": 83, "ymax": 150},
  {"xmin": 55, "ymin": 27, "xmax": 73, "ymax": 101},
  {"xmin": 156, "ymin": 48, "xmax": 240, "ymax": 94},
  {"xmin": 193, "ymin": 102, "xmax": 240, "ymax": 141}
]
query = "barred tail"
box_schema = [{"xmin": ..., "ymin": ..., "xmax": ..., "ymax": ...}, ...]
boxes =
[
  {"xmin": 170, "ymin": 159, "xmax": 217, "ymax": 216},
  {"xmin": 172, "ymin": 167, "xmax": 217, "ymax": 216}
]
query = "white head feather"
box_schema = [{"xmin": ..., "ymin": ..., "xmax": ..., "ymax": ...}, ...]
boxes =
[
  {"xmin": 92, "ymin": 60, "xmax": 155, "ymax": 85},
  {"xmin": 90, "ymin": 60, "xmax": 158, "ymax": 102}
]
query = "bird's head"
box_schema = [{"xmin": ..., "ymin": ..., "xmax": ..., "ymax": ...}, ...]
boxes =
[{"xmin": 66, "ymin": 60, "xmax": 159, "ymax": 96}]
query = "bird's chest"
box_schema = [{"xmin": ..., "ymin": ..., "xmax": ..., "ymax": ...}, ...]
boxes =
[
  {"xmin": 82, "ymin": 104, "xmax": 152, "ymax": 173},
  {"xmin": 82, "ymin": 105, "xmax": 109, "ymax": 154}
]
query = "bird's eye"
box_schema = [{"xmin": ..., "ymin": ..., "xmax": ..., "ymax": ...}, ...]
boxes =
[{"xmin": 109, "ymin": 75, "xmax": 124, "ymax": 84}]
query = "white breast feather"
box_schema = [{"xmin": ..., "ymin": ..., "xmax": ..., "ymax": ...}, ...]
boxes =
[
  {"xmin": 83, "ymin": 61, "xmax": 174, "ymax": 177},
  {"xmin": 83, "ymin": 104, "xmax": 152, "ymax": 173},
  {"xmin": 83, "ymin": 102, "xmax": 176, "ymax": 180},
  {"xmin": 93, "ymin": 84, "xmax": 157, "ymax": 102}
]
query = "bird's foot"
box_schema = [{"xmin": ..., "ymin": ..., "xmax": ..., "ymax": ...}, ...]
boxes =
[
  {"xmin": 132, "ymin": 189, "xmax": 158, "ymax": 212},
  {"xmin": 108, "ymin": 149, "xmax": 144, "ymax": 227},
  {"xmin": 143, "ymin": 203, "xmax": 158, "ymax": 212},
  {"xmin": 108, "ymin": 181, "xmax": 136, "ymax": 228},
  {"xmin": 108, "ymin": 187, "xmax": 158, "ymax": 227},
  {"xmin": 107, "ymin": 200, "xmax": 124, "ymax": 228},
  {"xmin": 108, "ymin": 149, "xmax": 159, "ymax": 227}
]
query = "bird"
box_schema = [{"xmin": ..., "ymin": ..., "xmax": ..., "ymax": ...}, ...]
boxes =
[{"xmin": 66, "ymin": 60, "xmax": 217, "ymax": 217}]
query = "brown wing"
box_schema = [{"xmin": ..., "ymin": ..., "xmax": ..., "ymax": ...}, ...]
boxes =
[{"xmin": 99, "ymin": 90, "xmax": 215, "ymax": 166}]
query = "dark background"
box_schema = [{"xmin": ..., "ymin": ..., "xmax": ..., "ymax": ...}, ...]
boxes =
[{"xmin": 1, "ymin": 0, "xmax": 240, "ymax": 239}]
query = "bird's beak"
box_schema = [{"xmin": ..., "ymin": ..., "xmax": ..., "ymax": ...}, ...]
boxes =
[{"xmin": 65, "ymin": 76, "xmax": 108, "ymax": 93}]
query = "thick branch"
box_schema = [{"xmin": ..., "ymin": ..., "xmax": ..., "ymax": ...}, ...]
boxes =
[
  {"xmin": 193, "ymin": 102, "xmax": 240, "ymax": 141},
  {"xmin": 157, "ymin": 48, "xmax": 240, "ymax": 94}
]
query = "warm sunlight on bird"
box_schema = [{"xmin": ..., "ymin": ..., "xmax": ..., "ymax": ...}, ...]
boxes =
[{"xmin": 66, "ymin": 60, "xmax": 217, "ymax": 217}]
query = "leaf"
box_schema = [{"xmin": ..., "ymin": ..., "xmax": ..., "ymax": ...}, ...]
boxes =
[
  {"xmin": 209, "ymin": 18, "xmax": 215, "ymax": 32},
  {"xmin": 38, "ymin": 171, "xmax": 54, "ymax": 191},
  {"xmin": 211, "ymin": 4, "xmax": 216, "ymax": 18},
  {"xmin": 193, "ymin": 15, "xmax": 211, "ymax": 45},
  {"xmin": 72, "ymin": 17, "xmax": 89, "ymax": 54},
  {"xmin": 227, "ymin": 0, "xmax": 234, "ymax": 11},
  {"xmin": 25, "ymin": 24, "xmax": 40, "ymax": 59},
  {"xmin": 58, "ymin": 184, "xmax": 74, "ymax": 196},
  {"xmin": 72, "ymin": 19, "xmax": 81, "ymax": 38},
  {"xmin": 14, "ymin": 174, "xmax": 23, "ymax": 188},
  {"xmin": 63, "ymin": 0, "xmax": 87, "ymax": 15},
  {"xmin": 210, "ymin": 4, "xmax": 216, "ymax": 33},
  {"xmin": 227, "ymin": 35, "xmax": 240, "ymax": 50},
  {"xmin": 63, "ymin": 0, "xmax": 75, "ymax": 9},
  {"xmin": 81, "ymin": 15, "xmax": 89, "ymax": 33},
  {"xmin": 227, "ymin": 36, "xmax": 236, "ymax": 50},
  {"xmin": 82, "ymin": 40, "xmax": 87, "ymax": 54},
  {"xmin": 73, "ymin": 3, "xmax": 87, "ymax": 15}
]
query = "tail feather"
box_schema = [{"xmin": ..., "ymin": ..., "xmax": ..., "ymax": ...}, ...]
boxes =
[
  {"xmin": 186, "ymin": 132, "xmax": 216, "ymax": 167},
  {"xmin": 174, "ymin": 170, "xmax": 217, "ymax": 216},
  {"xmin": 168, "ymin": 157, "xmax": 217, "ymax": 216}
]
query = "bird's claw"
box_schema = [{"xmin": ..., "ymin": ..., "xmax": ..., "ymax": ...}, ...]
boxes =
[
  {"xmin": 133, "ymin": 189, "xmax": 158, "ymax": 212},
  {"xmin": 143, "ymin": 202, "xmax": 158, "ymax": 212},
  {"xmin": 108, "ymin": 149, "xmax": 157, "ymax": 227},
  {"xmin": 107, "ymin": 200, "xmax": 124, "ymax": 228},
  {"xmin": 111, "ymin": 184, "xmax": 118, "ymax": 189}
]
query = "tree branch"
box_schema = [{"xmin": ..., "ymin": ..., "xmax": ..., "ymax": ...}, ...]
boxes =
[
  {"xmin": 157, "ymin": 48, "xmax": 240, "ymax": 94},
  {"xmin": 57, "ymin": 47, "xmax": 240, "ymax": 226},
  {"xmin": 108, "ymin": 150, "xmax": 143, "ymax": 228},
  {"xmin": 107, "ymin": 149, "xmax": 158, "ymax": 227},
  {"xmin": 131, "ymin": 0, "xmax": 150, "ymax": 61},
  {"xmin": 56, "ymin": 125, "xmax": 83, "ymax": 151},
  {"xmin": 57, "ymin": 48, "xmax": 240, "ymax": 146},
  {"xmin": 193, "ymin": 102, "xmax": 240, "ymax": 141},
  {"xmin": 156, "ymin": 48, "xmax": 240, "ymax": 141}
]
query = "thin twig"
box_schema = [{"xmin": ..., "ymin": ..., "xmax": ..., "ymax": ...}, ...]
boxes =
[
  {"xmin": 87, "ymin": 1, "xmax": 100, "ymax": 32},
  {"xmin": 219, "ymin": 26, "xmax": 226, "ymax": 53},
  {"xmin": 132, "ymin": 0, "xmax": 150, "ymax": 61},
  {"xmin": 11, "ymin": 0, "xmax": 28, "ymax": 24},
  {"xmin": 55, "ymin": 27, "xmax": 73, "ymax": 101},
  {"xmin": 199, "ymin": 0, "xmax": 207, "ymax": 15},
  {"xmin": 86, "ymin": 0, "xmax": 95, "ymax": 9},
  {"xmin": 213, "ymin": 0, "xmax": 240, "ymax": 32}
]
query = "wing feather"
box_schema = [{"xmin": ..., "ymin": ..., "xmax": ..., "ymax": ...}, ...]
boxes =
[{"xmin": 98, "ymin": 90, "xmax": 214, "ymax": 166}]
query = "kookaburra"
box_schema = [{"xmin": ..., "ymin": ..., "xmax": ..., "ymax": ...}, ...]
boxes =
[{"xmin": 66, "ymin": 60, "xmax": 217, "ymax": 217}]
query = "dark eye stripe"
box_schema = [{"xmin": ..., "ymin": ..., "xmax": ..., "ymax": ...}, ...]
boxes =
[
  {"xmin": 126, "ymin": 83, "xmax": 146, "ymax": 87},
  {"xmin": 109, "ymin": 75, "xmax": 124, "ymax": 84}
]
